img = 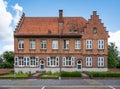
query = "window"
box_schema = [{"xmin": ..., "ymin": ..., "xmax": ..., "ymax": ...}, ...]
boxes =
[
  {"xmin": 19, "ymin": 57, "xmax": 24, "ymax": 66},
  {"xmin": 86, "ymin": 40, "xmax": 92, "ymax": 49},
  {"xmin": 62, "ymin": 57, "xmax": 75, "ymax": 66},
  {"xmin": 98, "ymin": 57, "xmax": 104, "ymax": 67},
  {"xmin": 86, "ymin": 57, "xmax": 92, "ymax": 67},
  {"xmin": 30, "ymin": 40, "xmax": 36, "ymax": 49},
  {"xmin": 98, "ymin": 40, "xmax": 104, "ymax": 49},
  {"xmin": 24, "ymin": 57, "xmax": 30, "ymax": 66},
  {"xmin": 93, "ymin": 28, "xmax": 97, "ymax": 33},
  {"xmin": 47, "ymin": 57, "xmax": 59, "ymax": 66},
  {"xmin": 64, "ymin": 40, "xmax": 69, "ymax": 49},
  {"xmin": 75, "ymin": 40, "xmax": 81, "ymax": 49},
  {"xmin": 52, "ymin": 40, "xmax": 58, "ymax": 49},
  {"xmin": 41, "ymin": 40, "xmax": 46, "ymax": 49},
  {"xmin": 30, "ymin": 57, "xmax": 38, "ymax": 66},
  {"xmin": 15, "ymin": 57, "xmax": 18, "ymax": 66},
  {"xmin": 18, "ymin": 40, "xmax": 24, "ymax": 49}
]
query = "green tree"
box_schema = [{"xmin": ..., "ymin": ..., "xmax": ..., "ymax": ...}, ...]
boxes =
[
  {"xmin": 2, "ymin": 51, "xmax": 14, "ymax": 64},
  {"xmin": 108, "ymin": 43, "xmax": 119, "ymax": 68}
]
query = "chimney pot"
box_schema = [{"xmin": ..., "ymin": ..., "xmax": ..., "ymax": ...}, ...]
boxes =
[{"xmin": 59, "ymin": 10, "xmax": 63, "ymax": 18}]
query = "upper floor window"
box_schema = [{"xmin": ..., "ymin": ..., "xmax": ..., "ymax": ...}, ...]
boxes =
[
  {"xmin": 18, "ymin": 40, "xmax": 24, "ymax": 49},
  {"xmin": 30, "ymin": 40, "xmax": 36, "ymax": 49},
  {"xmin": 52, "ymin": 40, "xmax": 58, "ymax": 49},
  {"xmin": 98, "ymin": 40, "xmax": 104, "ymax": 49},
  {"xmin": 64, "ymin": 40, "xmax": 69, "ymax": 49},
  {"xmin": 41, "ymin": 40, "xmax": 46, "ymax": 49},
  {"xmin": 75, "ymin": 40, "xmax": 81, "ymax": 49},
  {"xmin": 98, "ymin": 57, "xmax": 104, "ymax": 67},
  {"xmin": 86, "ymin": 40, "xmax": 92, "ymax": 49},
  {"xmin": 86, "ymin": 57, "xmax": 92, "ymax": 67},
  {"xmin": 62, "ymin": 57, "xmax": 75, "ymax": 66},
  {"xmin": 93, "ymin": 27, "xmax": 97, "ymax": 33},
  {"xmin": 47, "ymin": 57, "xmax": 59, "ymax": 66}
]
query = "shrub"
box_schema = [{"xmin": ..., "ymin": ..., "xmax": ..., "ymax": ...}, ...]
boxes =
[
  {"xmin": 0, "ymin": 62, "xmax": 13, "ymax": 68},
  {"xmin": 86, "ymin": 71, "xmax": 120, "ymax": 77},
  {"xmin": 61, "ymin": 71, "xmax": 81, "ymax": 77}
]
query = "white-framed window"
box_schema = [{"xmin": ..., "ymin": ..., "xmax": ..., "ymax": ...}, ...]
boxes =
[
  {"xmin": 47, "ymin": 57, "xmax": 59, "ymax": 66},
  {"xmin": 24, "ymin": 57, "xmax": 30, "ymax": 66},
  {"xmin": 15, "ymin": 57, "xmax": 19, "ymax": 66},
  {"xmin": 62, "ymin": 57, "xmax": 75, "ymax": 66},
  {"xmin": 30, "ymin": 40, "xmax": 36, "ymax": 49},
  {"xmin": 98, "ymin": 57, "xmax": 104, "ymax": 67},
  {"xmin": 98, "ymin": 40, "xmax": 104, "ymax": 49},
  {"xmin": 30, "ymin": 57, "xmax": 39, "ymax": 66},
  {"xmin": 86, "ymin": 57, "xmax": 92, "ymax": 67},
  {"xmin": 64, "ymin": 40, "xmax": 69, "ymax": 49},
  {"xmin": 52, "ymin": 40, "xmax": 58, "ymax": 49},
  {"xmin": 41, "ymin": 40, "xmax": 46, "ymax": 49},
  {"xmin": 19, "ymin": 57, "xmax": 24, "ymax": 66},
  {"xmin": 86, "ymin": 40, "xmax": 92, "ymax": 49},
  {"xmin": 75, "ymin": 40, "xmax": 81, "ymax": 49},
  {"xmin": 18, "ymin": 40, "xmax": 24, "ymax": 49}
]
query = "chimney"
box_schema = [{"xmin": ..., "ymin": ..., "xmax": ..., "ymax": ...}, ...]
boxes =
[
  {"xmin": 93, "ymin": 11, "xmax": 97, "ymax": 15},
  {"xmin": 58, "ymin": 10, "xmax": 63, "ymax": 23}
]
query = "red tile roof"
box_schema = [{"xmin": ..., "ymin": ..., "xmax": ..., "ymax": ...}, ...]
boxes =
[{"xmin": 15, "ymin": 17, "xmax": 87, "ymax": 35}]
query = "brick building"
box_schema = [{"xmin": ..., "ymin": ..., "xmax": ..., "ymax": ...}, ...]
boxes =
[{"xmin": 14, "ymin": 10, "xmax": 109, "ymax": 73}]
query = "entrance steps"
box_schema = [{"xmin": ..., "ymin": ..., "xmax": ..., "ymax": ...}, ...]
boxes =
[
  {"xmin": 81, "ymin": 72, "xmax": 90, "ymax": 79},
  {"xmin": 29, "ymin": 71, "xmax": 46, "ymax": 79}
]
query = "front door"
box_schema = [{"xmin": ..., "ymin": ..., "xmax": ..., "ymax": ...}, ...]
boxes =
[
  {"xmin": 77, "ymin": 60, "xmax": 82, "ymax": 69},
  {"xmin": 40, "ymin": 60, "xmax": 44, "ymax": 69}
]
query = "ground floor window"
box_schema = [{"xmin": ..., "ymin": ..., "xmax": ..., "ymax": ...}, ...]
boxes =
[
  {"xmin": 47, "ymin": 57, "xmax": 59, "ymax": 67},
  {"xmin": 86, "ymin": 57, "xmax": 92, "ymax": 67},
  {"xmin": 98, "ymin": 57, "xmax": 104, "ymax": 67},
  {"xmin": 15, "ymin": 56, "xmax": 38, "ymax": 67},
  {"xmin": 62, "ymin": 57, "xmax": 75, "ymax": 66}
]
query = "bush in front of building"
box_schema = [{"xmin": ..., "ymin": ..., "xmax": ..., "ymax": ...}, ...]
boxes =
[
  {"xmin": 0, "ymin": 62, "xmax": 13, "ymax": 68},
  {"xmin": 61, "ymin": 71, "xmax": 82, "ymax": 77},
  {"xmin": 86, "ymin": 71, "xmax": 120, "ymax": 77}
]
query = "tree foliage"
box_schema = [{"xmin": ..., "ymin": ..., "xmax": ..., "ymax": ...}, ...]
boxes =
[
  {"xmin": 2, "ymin": 51, "xmax": 14, "ymax": 64},
  {"xmin": 108, "ymin": 43, "xmax": 119, "ymax": 68}
]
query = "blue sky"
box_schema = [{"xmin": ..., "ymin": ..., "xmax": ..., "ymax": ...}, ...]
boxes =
[{"xmin": 0, "ymin": 0, "xmax": 120, "ymax": 54}]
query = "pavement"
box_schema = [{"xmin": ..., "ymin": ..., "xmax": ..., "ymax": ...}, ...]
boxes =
[{"xmin": 0, "ymin": 79, "xmax": 120, "ymax": 89}]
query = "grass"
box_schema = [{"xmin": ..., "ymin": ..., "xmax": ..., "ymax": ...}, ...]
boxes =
[
  {"xmin": 40, "ymin": 71, "xmax": 82, "ymax": 79},
  {"xmin": 40, "ymin": 71, "xmax": 59, "ymax": 79},
  {"xmin": 0, "ymin": 72, "xmax": 30, "ymax": 79},
  {"xmin": 86, "ymin": 71, "xmax": 120, "ymax": 77}
]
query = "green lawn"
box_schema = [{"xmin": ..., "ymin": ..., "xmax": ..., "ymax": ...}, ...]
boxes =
[{"xmin": 0, "ymin": 73, "xmax": 29, "ymax": 78}]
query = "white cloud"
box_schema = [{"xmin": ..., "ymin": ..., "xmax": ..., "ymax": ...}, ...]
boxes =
[
  {"xmin": 12, "ymin": 3, "xmax": 23, "ymax": 26},
  {"xmin": 0, "ymin": 0, "xmax": 13, "ymax": 41},
  {"xmin": 109, "ymin": 30, "xmax": 120, "ymax": 51},
  {"xmin": 0, "ymin": 0, "xmax": 23, "ymax": 55}
]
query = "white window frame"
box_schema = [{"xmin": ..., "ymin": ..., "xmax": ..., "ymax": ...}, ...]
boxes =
[
  {"xmin": 15, "ymin": 57, "xmax": 19, "ymax": 66},
  {"xmin": 24, "ymin": 57, "xmax": 30, "ymax": 66},
  {"xmin": 98, "ymin": 57, "xmax": 104, "ymax": 67},
  {"xmin": 30, "ymin": 40, "xmax": 36, "ymax": 49},
  {"xmin": 98, "ymin": 40, "xmax": 104, "ymax": 49},
  {"xmin": 62, "ymin": 57, "xmax": 75, "ymax": 66},
  {"xmin": 75, "ymin": 40, "xmax": 81, "ymax": 49},
  {"xmin": 18, "ymin": 40, "xmax": 24, "ymax": 49},
  {"xmin": 30, "ymin": 56, "xmax": 39, "ymax": 66},
  {"xmin": 41, "ymin": 40, "xmax": 46, "ymax": 49},
  {"xmin": 18, "ymin": 57, "xmax": 24, "ymax": 67},
  {"xmin": 86, "ymin": 40, "xmax": 92, "ymax": 49},
  {"xmin": 47, "ymin": 57, "xmax": 59, "ymax": 67},
  {"xmin": 52, "ymin": 40, "xmax": 58, "ymax": 49},
  {"xmin": 64, "ymin": 40, "xmax": 69, "ymax": 49},
  {"xmin": 86, "ymin": 57, "xmax": 92, "ymax": 67}
]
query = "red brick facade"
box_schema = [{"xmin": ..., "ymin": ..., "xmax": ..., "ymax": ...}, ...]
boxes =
[{"xmin": 14, "ymin": 10, "xmax": 109, "ymax": 73}]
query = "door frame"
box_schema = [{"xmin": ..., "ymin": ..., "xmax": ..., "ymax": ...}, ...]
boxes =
[
  {"xmin": 77, "ymin": 60, "xmax": 82, "ymax": 69},
  {"xmin": 40, "ymin": 60, "xmax": 45, "ymax": 69}
]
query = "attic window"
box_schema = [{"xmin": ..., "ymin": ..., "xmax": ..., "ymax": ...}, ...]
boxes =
[{"xmin": 93, "ymin": 27, "xmax": 97, "ymax": 34}]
